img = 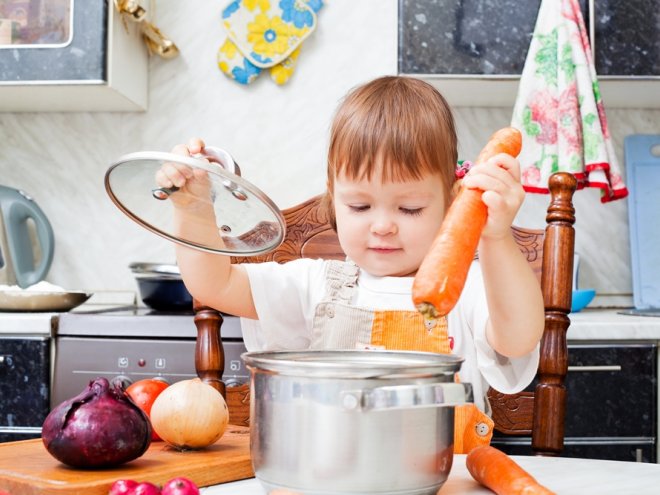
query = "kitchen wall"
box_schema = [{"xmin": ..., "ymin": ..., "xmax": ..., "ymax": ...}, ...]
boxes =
[{"xmin": 1, "ymin": 0, "xmax": 658, "ymax": 306}]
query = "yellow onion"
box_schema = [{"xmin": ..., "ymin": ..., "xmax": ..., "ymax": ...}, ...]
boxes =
[{"xmin": 150, "ymin": 378, "xmax": 229, "ymax": 450}]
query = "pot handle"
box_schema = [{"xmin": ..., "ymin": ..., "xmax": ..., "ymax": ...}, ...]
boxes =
[{"xmin": 341, "ymin": 382, "xmax": 473, "ymax": 412}]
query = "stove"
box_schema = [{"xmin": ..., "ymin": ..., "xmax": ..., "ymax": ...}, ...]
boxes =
[{"xmin": 52, "ymin": 307, "xmax": 248, "ymax": 411}]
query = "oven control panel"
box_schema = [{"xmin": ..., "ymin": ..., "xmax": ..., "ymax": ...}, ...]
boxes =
[{"xmin": 51, "ymin": 337, "xmax": 248, "ymax": 407}]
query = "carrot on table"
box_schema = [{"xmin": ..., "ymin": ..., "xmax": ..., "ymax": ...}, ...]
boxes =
[
  {"xmin": 466, "ymin": 445, "xmax": 556, "ymax": 495},
  {"xmin": 412, "ymin": 127, "xmax": 522, "ymax": 320}
]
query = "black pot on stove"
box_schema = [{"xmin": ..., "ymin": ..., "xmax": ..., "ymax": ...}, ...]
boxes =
[{"xmin": 129, "ymin": 262, "xmax": 192, "ymax": 311}]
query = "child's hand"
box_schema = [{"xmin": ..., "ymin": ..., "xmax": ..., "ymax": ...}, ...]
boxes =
[
  {"xmin": 460, "ymin": 153, "xmax": 525, "ymax": 240},
  {"xmin": 155, "ymin": 138, "xmax": 214, "ymax": 209}
]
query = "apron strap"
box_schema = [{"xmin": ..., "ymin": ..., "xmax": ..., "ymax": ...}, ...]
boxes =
[{"xmin": 324, "ymin": 260, "xmax": 359, "ymax": 304}]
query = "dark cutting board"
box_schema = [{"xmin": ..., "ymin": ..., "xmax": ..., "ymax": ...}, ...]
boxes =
[{"xmin": 0, "ymin": 426, "xmax": 253, "ymax": 495}]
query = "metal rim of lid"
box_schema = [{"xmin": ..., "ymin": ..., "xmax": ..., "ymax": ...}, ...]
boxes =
[
  {"xmin": 105, "ymin": 151, "xmax": 286, "ymax": 257},
  {"xmin": 241, "ymin": 349, "xmax": 464, "ymax": 378},
  {"xmin": 129, "ymin": 262, "xmax": 180, "ymax": 275}
]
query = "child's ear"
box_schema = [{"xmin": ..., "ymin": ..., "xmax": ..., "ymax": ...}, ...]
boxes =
[
  {"xmin": 450, "ymin": 179, "xmax": 462, "ymax": 201},
  {"xmin": 320, "ymin": 189, "xmax": 337, "ymax": 232}
]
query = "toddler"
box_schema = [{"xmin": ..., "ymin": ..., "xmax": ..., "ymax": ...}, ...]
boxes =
[{"xmin": 158, "ymin": 76, "xmax": 545, "ymax": 452}]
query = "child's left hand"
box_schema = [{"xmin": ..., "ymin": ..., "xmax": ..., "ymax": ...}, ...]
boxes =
[{"xmin": 460, "ymin": 153, "xmax": 525, "ymax": 240}]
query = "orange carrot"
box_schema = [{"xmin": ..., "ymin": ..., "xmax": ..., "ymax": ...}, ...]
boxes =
[
  {"xmin": 466, "ymin": 445, "xmax": 556, "ymax": 495},
  {"xmin": 412, "ymin": 127, "xmax": 522, "ymax": 320}
]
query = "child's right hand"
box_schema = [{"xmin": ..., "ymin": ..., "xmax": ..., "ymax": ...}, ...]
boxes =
[{"xmin": 156, "ymin": 138, "xmax": 214, "ymax": 209}]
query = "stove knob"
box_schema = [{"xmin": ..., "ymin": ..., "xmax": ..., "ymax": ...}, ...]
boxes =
[{"xmin": 112, "ymin": 375, "xmax": 133, "ymax": 390}]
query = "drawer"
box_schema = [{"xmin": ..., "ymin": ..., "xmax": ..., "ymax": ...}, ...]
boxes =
[
  {"xmin": 0, "ymin": 337, "xmax": 51, "ymax": 431},
  {"xmin": 564, "ymin": 342, "xmax": 657, "ymax": 437},
  {"xmin": 492, "ymin": 341, "xmax": 658, "ymax": 462}
]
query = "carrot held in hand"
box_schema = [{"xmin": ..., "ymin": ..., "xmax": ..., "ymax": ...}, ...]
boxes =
[
  {"xmin": 412, "ymin": 127, "xmax": 522, "ymax": 320},
  {"xmin": 466, "ymin": 445, "xmax": 556, "ymax": 495}
]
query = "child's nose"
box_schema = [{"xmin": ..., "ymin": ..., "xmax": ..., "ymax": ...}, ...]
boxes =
[{"xmin": 370, "ymin": 216, "xmax": 397, "ymax": 235}]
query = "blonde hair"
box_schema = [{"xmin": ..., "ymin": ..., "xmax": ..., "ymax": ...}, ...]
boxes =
[{"xmin": 324, "ymin": 76, "xmax": 457, "ymax": 229}]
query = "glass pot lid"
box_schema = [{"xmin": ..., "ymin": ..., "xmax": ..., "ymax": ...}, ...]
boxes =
[{"xmin": 104, "ymin": 147, "xmax": 285, "ymax": 256}]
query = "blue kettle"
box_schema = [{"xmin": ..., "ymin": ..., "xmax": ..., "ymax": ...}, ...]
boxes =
[{"xmin": 0, "ymin": 185, "xmax": 54, "ymax": 288}]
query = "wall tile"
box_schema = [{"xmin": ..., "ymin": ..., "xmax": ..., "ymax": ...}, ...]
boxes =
[{"xmin": 0, "ymin": 0, "xmax": 658, "ymax": 306}]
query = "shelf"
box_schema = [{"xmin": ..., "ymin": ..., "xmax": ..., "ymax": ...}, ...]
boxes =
[{"xmin": 409, "ymin": 75, "xmax": 660, "ymax": 109}]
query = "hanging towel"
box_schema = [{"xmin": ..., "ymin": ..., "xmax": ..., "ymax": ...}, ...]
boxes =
[{"xmin": 511, "ymin": 0, "xmax": 628, "ymax": 202}]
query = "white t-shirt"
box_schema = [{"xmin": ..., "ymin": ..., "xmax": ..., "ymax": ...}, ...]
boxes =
[{"xmin": 240, "ymin": 258, "xmax": 539, "ymax": 412}]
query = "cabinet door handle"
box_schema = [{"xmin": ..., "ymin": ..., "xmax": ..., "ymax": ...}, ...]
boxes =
[{"xmin": 567, "ymin": 365, "xmax": 622, "ymax": 372}]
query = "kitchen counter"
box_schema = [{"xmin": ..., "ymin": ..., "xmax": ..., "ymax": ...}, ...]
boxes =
[
  {"xmin": 568, "ymin": 308, "xmax": 660, "ymax": 340},
  {"xmin": 199, "ymin": 453, "xmax": 660, "ymax": 495},
  {"xmin": 0, "ymin": 291, "xmax": 138, "ymax": 336},
  {"xmin": 0, "ymin": 312, "xmax": 55, "ymax": 335},
  {"xmin": 2, "ymin": 307, "xmax": 660, "ymax": 339}
]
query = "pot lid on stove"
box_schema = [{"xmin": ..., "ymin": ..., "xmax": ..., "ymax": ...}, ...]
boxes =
[
  {"xmin": 105, "ymin": 147, "xmax": 285, "ymax": 256},
  {"xmin": 129, "ymin": 262, "xmax": 182, "ymax": 280}
]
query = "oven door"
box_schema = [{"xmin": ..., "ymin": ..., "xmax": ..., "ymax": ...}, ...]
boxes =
[
  {"xmin": 0, "ymin": 336, "xmax": 51, "ymax": 442},
  {"xmin": 492, "ymin": 342, "xmax": 658, "ymax": 463}
]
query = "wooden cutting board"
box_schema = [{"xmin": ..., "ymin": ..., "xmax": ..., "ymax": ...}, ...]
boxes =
[{"xmin": 0, "ymin": 426, "xmax": 253, "ymax": 495}]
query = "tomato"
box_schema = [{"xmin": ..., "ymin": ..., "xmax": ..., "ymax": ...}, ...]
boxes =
[{"xmin": 126, "ymin": 378, "xmax": 169, "ymax": 441}]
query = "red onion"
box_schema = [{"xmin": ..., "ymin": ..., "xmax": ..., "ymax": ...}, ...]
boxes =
[{"xmin": 42, "ymin": 377, "xmax": 152, "ymax": 468}]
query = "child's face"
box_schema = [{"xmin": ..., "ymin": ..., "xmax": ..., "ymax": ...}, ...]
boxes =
[{"xmin": 333, "ymin": 169, "xmax": 447, "ymax": 277}]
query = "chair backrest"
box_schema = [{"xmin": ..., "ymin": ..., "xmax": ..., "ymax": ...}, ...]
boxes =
[{"xmin": 193, "ymin": 172, "xmax": 577, "ymax": 456}]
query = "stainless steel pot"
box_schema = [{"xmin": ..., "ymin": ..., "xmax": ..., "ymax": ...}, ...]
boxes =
[{"xmin": 242, "ymin": 350, "xmax": 473, "ymax": 495}]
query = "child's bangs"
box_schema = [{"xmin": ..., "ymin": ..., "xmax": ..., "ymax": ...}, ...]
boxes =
[
  {"xmin": 328, "ymin": 76, "xmax": 457, "ymax": 194},
  {"xmin": 331, "ymin": 119, "xmax": 440, "ymax": 184},
  {"xmin": 337, "ymin": 148, "xmax": 437, "ymax": 184}
]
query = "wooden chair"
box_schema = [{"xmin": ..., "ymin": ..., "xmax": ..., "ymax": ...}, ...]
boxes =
[{"xmin": 193, "ymin": 171, "xmax": 577, "ymax": 456}]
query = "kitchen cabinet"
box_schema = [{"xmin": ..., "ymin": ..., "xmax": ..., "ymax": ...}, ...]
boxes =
[
  {"xmin": 492, "ymin": 340, "xmax": 658, "ymax": 463},
  {"xmin": 398, "ymin": 0, "xmax": 660, "ymax": 107},
  {"xmin": 593, "ymin": 0, "xmax": 659, "ymax": 77},
  {"xmin": 0, "ymin": 0, "xmax": 147, "ymax": 112},
  {"xmin": 0, "ymin": 336, "xmax": 51, "ymax": 443},
  {"xmin": 0, "ymin": 312, "xmax": 56, "ymax": 444}
]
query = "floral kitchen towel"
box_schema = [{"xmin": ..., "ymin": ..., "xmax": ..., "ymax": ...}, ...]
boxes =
[
  {"xmin": 218, "ymin": 0, "xmax": 323, "ymax": 85},
  {"xmin": 511, "ymin": 0, "xmax": 628, "ymax": 202}
]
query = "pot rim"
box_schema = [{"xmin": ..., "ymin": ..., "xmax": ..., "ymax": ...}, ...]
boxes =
[
  {"xmin": 135, "ymin": 274, "xmax": 183, "ymax": 281},
  {"xmin": 241, "ymin": 349, "xmax": 463, "ymax": 379},
  {"xmin": 129, "ymin": 262, "xmax": 180, "ymax": 275}
]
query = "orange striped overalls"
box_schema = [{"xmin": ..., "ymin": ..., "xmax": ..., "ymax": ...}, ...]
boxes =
[{"xmin": 309, "ymin": 261, "xmax": 493, "ymax": 454}]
